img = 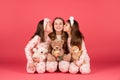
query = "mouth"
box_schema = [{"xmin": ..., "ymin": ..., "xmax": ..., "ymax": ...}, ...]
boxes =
[{"xmin": 56, "ymin": 26, "xmax": 61, "ymax": 30}]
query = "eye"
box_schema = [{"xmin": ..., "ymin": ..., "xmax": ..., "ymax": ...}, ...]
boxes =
[{"xmin": 54, "ymin": 23, "xmax": 58, "ymax": 25}]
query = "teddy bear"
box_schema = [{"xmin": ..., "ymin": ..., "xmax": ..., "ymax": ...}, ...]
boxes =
[
  {"xmin": 46, "ymin": 40, "xmax": 64, "ymax": 72},
  {"xmin": 69, "ymin": 46, "xmax": 91, "ymax": 74},
  {"xmin": 59, "ymin": 46, "xmax": 82, "ymax": 73},
  {"xmin": 70, "ymin": 46, "xmax": 82, "ymax": 64},
  {"xmin": 51, "ymin": 40, "xmax": 64, "ymax": 61},
  {"xmin": 32, "ymin": 42, "xmax": 49, "ymax": 73},
  {"xmin": 68, "ymin": 46, "xmax": 82, "ymax": 73}
]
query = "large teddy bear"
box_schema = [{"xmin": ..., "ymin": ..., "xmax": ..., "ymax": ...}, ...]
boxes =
[
  {"xmin": 46, "ymin": 40, "xmax": 64, "ymax": 72},
  {"xmin": 69, "ymin": 46, "xmax": 91, "ymax": 74},
  {"xmin": 32, "ymin": 42, "xmax": 49, "ymax": 73}
]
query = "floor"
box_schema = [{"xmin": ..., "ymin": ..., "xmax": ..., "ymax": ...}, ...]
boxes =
[{"xmin": 0, "ymin": 61, "xmax": 120, "ymax": 80}]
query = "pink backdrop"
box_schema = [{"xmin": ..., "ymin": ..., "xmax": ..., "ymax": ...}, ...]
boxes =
[{"xmin": 0, "ymin": 0, "xmax": 120, "ymax": 64}]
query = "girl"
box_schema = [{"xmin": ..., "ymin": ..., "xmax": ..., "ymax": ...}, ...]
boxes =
[
  {"xmin": 25, "ymin": 18, "xmax": 53, "ymax": 73},
  {"xmin": 63, "ymin": 16, "xmax": 91, "ymax": 74},
  {"xmin": 46, "ymin": 17, "xmax": 69, "ymax": 72}
]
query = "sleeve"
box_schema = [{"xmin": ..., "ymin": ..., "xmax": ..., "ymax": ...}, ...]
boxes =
[
  {"xmin": 76, "ymin": 40, "xmax": 90, "ymax": 65},
  {"xmin": 81, "ymin": 40, "xmax": 87, "ymax": 54},
  {"xmin": 24, "ymin": 35, "xmax": 41, "ymax": 63}
]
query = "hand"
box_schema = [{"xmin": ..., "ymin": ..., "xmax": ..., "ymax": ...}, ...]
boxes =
[
  {"xmin": 75, "ymin": 60, "xmax": 84, "ymax": 67},
  {"xmin": 28, "ymin": 62, "xmax": 35, "ymax": 69},
  {"xmin": 33, "ymin": 58, "xmax": 40, "ymax": 63}
]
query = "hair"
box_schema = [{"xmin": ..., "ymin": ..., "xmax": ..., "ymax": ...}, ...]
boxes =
[
  {"xmin": 31, "ymin": 20, "xmax": 45, "ymax": 42},
  {"xmin": 67, "ymin": 20, "xmax": 84, "ymax": 48},
  {"xmin": 48, "ymin": 17, "xmax": 69, "ymax": 54}
]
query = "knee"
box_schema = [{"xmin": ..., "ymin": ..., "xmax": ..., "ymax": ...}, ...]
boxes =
[
  {"xmin": 80, "ymin": 64, "xmax": 91, "ymax": 74},
  {"xmin": 36, "ymin": 62, "xmax": 46, "ymax": 73},
  {"xmin": 69, "ymin": 62, "xmax": 79, "ymax": 74},
  {"xmin": 46, "ymin": 61, "xmax": 58, "ymax": 72},
  {"xmin": 59, "ymin": 61, "xmax": 70, "ymax": 72}
]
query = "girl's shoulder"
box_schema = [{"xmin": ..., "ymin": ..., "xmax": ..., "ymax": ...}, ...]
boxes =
[
  {"xmin": 33, "ymin": 35, "xmax": 40, "ymax": 39},
  {"xmin": 30, "ymin": 35, "xmax": 41, "ymax": 42}
]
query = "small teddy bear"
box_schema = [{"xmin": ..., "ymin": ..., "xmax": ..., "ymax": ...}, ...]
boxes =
[
  {"xmin": 51, "ymin": 40, "xmax": 64, "ymax": 61},
  {"xmin": 46, "ymin": 40, "xmax": 64, "ymax": 72},
  {"xmin": 69, "ymin": 45, "xmax": 91, "ymax": 74},
  {"xmin": 70, "ymin": 46, "xmax": 82, "ymax": 65},
  {"xmin": 32, "ymin": 42, "xmax": 49, "ymax": 73}
]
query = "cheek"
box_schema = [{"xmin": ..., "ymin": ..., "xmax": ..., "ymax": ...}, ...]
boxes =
[
  {"xmin": 64, "ymin": 27, "xmax": 69, "ymax": 31},
  {"xmin": 54, "ymin": 26, "xmax": 57, "ymax": 30},
  {"xmin": 63, "ymin": 27, "xmax": 67, "ymax": 31},
  {"xmin": 60, "ymin": 26, "xmax": 63, "ymax": 30}
]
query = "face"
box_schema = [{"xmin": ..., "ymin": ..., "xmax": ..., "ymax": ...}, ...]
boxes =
[
  {"xmin": 54, "ymin": 19, "xmax": 64, "ymax": 32},
  {"xmin": 63, "ymin": 22, "xmax": 71, "ymax": 32},
  {"xmin": 45, "ymin": 20, "xmax": 53, "ymax": 33}
]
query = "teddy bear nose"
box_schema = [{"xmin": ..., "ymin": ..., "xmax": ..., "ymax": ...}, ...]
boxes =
[
  {"xmin": 56, "ymin": 47, "xmax": 58, "ymax": 49},
  {"xmin": 41, "ymin": 51, "xmax": 43, "ymax": 53}
]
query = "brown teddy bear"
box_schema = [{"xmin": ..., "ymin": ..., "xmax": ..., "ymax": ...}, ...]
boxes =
[
  {"xmin": 51, "ymin": 40, "xmax": 64, "ymax": 61},
  {"xmin": 46, "ymin": 40, "xmax": 64, "ymax": 72}
]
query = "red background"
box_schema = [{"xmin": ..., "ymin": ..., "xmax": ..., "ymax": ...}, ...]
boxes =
[
  {"xmin": 0, "ymin": 0, "xmax": 120, "ymax": 80},
  {"xmin": 0, "ymin": 0, "xmax": 120, "ymax": 79}
]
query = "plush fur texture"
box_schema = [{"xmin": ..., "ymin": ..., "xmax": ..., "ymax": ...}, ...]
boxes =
[
  {"xmin": 32, "ymin": 42, "xmax": 49, "ymax": 73},
  {"xmin": 46, "ymin": 40, "xmax": 64, "ymax": 72},
  {"xmin": 51, "ymin": 40, "xmax": 64, "ymax": 61},
  {"xmin": 69, "ymin": 46, "xmax": 91, "ymax": 74}
]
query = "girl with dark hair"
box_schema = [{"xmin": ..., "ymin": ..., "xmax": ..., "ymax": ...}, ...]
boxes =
[
  {"xmin": 25, "ymin": 18, "xmax": 53, "ymax": 73},
  {"xmin": 63, "ymin": 16, "xmax": 91, "ymax": 74},
  {"xmin": 46, "ymin": 17, "xmax": 69, "ymax": 72}
]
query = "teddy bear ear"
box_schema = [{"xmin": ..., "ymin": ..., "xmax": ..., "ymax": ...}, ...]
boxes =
[{"xmin": 61, "ymin": 40, "xmax": 64, "ymax": 44}]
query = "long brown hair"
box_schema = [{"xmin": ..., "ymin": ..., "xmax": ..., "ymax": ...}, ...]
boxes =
[
  {"xmin": 67, "ymin": 20, "xmax": 84, "ymax": 48},
  {"xmin": 31, "ymin": 20, "xmax": 45, "ymax": 42},
  {"xmin": 48, "ymin": 17, "xmax": 69, "ymax": 54}
]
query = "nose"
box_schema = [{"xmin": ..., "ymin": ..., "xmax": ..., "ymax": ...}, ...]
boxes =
[{"xmin": 56, "ymin": 47, "xmax": 58, "ymax": 49}]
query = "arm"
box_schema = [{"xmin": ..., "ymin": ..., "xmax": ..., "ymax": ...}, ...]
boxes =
[
  {"xmin": 24, "ymin": 35, "xmax": 41, "ymax": 63},
  {"xmin": 76, "ymin": 40, "xmax": 89, "ymax": 65},
  {"xmin": 67, "ymin": 37, "xmax": 71, "ymax": 49}
]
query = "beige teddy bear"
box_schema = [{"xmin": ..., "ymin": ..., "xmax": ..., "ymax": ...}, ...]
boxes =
[
  {"xmin": 70, "ymin": 46, "xmax": 82, "ymax": 65},
  {"xmin": 69, "ymin": 46, "xmax": 84, "ymax": 74},
  {"xmin": 69, "ymin": 45, "xmax": 91, "ymax": 74}
]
